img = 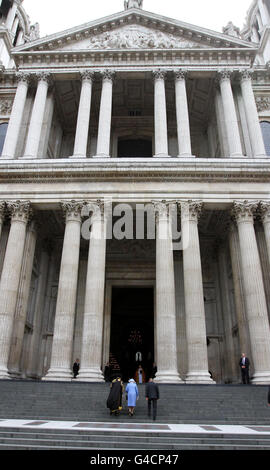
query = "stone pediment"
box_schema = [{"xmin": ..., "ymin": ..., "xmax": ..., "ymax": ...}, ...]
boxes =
[{"xmin": 13, "ymin": 8, "xmax": 255, "ymax": 55}]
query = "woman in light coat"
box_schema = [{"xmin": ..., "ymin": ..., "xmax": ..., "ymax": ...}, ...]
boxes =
[{"xmin": 125, "ymin": 378, "xmax": 139, "ymax": 416}]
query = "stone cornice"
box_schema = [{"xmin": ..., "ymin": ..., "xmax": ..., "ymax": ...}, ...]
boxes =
[{"xmin": 0, "ymin": 158, "xmax": 269, "ymax": 183}]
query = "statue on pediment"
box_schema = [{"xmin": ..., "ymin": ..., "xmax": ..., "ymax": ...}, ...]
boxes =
[{"xmin": 124, "ymin": 0, "xmax": 143, "ymax": 10}]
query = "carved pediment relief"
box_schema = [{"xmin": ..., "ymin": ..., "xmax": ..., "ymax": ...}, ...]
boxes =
[{"xmin": 86, "ymin": 25, "xmax": 210, "ymax": 50}]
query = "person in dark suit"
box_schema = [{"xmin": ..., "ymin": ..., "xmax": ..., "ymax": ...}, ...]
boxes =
[
  {"xmin": 145, "ymin": 378, "xmax": 159, "ymax": 420},
  {"xmin": 239, "ymin": 353, "xmax": 250, "ymax": 384},
  {"xmin": 72, "ymin": 358, "xmax": 80, "ymax": 378}
]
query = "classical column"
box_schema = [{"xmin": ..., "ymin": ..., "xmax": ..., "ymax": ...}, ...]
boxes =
[
  {"xmin": 232, "ymin": 201, "xmax": 270, "ymax": 384},
  {"xmin": 180, "ymin": 200, "xmax": 214, "ymax": 384},
  {"xmin": 77, "ymin": 201, "xmax": 107, "ymax": 381},
  {"xmin": 43, "ymin": 201, "xmax": 83, "ymax": 381},
  {"xmin": 73, "ymin": 71, "xmax": 94, "ymax": 158},
  {"xmin": 174, "ymin": 70, "xmax": 193, "ymax": 157},
  {"xmin": 154, "ymin": 201, "xmax": 182, "ymax": 383},
  {"xmin": 23, "ymin": 72, "xmax": 51, "ymax": 159},
  {"xmin": 217, "ymin": 70, "xmax": 243, "ymax": 157},
  {"xmin": 0, "ymin": 200, "xmax": 32, "ymax": 379},
  {"xmin": 8, "ymin": 220, "xmax": 37, "ymax": 377},
  {"xmin": 239, "ymin": 70, "xmax": 266, "ymax": 158},
  {"xmin": 1, "ymin": 73, "xmax": 30, "ymax": 159},
  {"xmin": 259, "ymin": 201, "xmax": 270, "ymax": 265},
  {"xmin": 96, "ymin": 70, "xmax": 114, "ymax": 158},
  {"xmin": 153, "ymin": 70, "xmax": 168, "ymax": 157},
  {"xmin": 228, "ymin": 222, "xmax": 251, "ymax": 358}
]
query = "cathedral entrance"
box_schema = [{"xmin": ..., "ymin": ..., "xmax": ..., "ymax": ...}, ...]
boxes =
[
  {"xmin": 118, "ymin": 138, "xmax": 152, "ymax": 157},
  {"xmin": 109, "ymin": 286, "xmax": 154, "ymax": 382}
]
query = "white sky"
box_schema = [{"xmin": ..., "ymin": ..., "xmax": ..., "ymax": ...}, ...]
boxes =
[{"xmin": 22, "ymin": 0, "xmax": 252, "ymax": 38}]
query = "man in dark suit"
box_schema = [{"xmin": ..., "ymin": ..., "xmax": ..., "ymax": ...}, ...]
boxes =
[
  {"xmin": 145, "ymin": 378, "xmax": 159, "ymax": 420},
  {"xmin": 239, "ymin": 353, "xmax": 250, "ymax": 384}
]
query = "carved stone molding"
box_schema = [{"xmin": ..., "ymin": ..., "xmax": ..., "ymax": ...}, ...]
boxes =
[
  {"xmin": 6, "ymin": 200, "xmax": 32, "ymax": 224},
  {"xmin": 255, "ymin": 96, "xmax": 270, "ymax": 112},
  {"xmin": 231, "ymin": 200, "xmax": 259, "ymax": 223},
  {"xmin": 0, "ymin": 99, "xmax": 13, "ymax": 115}
]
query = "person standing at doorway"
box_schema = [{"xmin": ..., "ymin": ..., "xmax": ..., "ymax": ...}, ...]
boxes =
[
  {"xmin": 145, "ymin": 378, "xmax": 159, "ymax": 421},
  {"xmin": 125, "ymin": 378, "xmax": 139, "ymax": 416},
  {"xmin": 135, "ymin": 364, "xmax": 145, "ymax": 384},
  {"xmin": 239, "ymin": 353, "xmax": 250, "ymax": 384}
]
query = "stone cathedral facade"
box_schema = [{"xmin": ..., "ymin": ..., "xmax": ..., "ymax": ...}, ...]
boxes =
[{"xmin": 0, "ymin": 0, "xmax": 270, "ymax": 385}]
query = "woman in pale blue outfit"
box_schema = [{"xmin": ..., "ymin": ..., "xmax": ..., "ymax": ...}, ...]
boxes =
[{"xmin": 126, "ymin": 379, "xmax": 139, "ymax": 416}]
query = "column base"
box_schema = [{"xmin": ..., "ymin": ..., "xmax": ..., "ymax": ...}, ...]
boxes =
[
  {"xmin": 154, "ymin": 370, "xmax": 183, "ymax": 384},
  {"xmin": 76, "ymin": 367, "xmax": 105, "ymax": 382},
  {"xmin": 42, "ymin": 367, "xmax": 73, "ymax": 382},
  {"xmin": 185, "ymin": 371, "xmax": 215, "ymax": 384},
  {"xmin": 251, "ymin": 371, "xmax": 270, "ymax": 385},
  {"xmin": 70, "ymin": 154, "xmax": 87, "ymax": 159},
  {"xmin": 93, "ymin": 154, "xmax": 110, "ymax": 158},
  {"xmin": 0, "ymin": 366, "xmax": 12, "ymax": 380},
  {"xmin": 153, "ymin": 154, "xmax": 170, "ymax": 158},
  {"xmin": 177, "ymin": 154, "xmax": 196, "ymax": 158}
]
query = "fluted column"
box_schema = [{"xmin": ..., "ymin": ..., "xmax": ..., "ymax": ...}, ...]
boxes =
[
  {"xmin": 239, "ymin": 70, "xmax": 266, "ymax": 158},
  {"xmin": 174, "ymin": 70, "xmax": 193, "ymax": 157},
  {"xmin": 153, "ymin": 70, "xmax": 168, "ymax": 158},
  {"xmin": 43, "ymin": 201, "xmax": 83, "ymax": 381},
  {"xmin": 1, "ymin": 73, "xmax": 30, "ymax": 159},
  {"xmin": 232, "ymin": 201, "xmax": 270, "ymax": 384},
  {"xmin": 228, "ymin": 222, "xmax": 251, "ymax": 358},
  {"xmin": 77, "ymin": 201, "xmax": 107, "ymax": 381},
  {"xmin": 259, "ymin": 201, "xmax": 270, "ymax": 265},
  {"xmin": 153, "ymin": 201, "xmax": 182, "ymax": 383},
  {"xmin": 0, "ymin": 200, "xmax": 32, "ymax": 379},
  {"xmin": 180, "ymin": 200, "xmax": 214, "ymax": 384},
  {"xmin": 23, "ymin": 72, "xmax": 51, "ymax": 159},
  {"xmin": 217, "ymin": 70, "xmax": 243, "ymax": 157},
  {"xmin": 73, "ymin": 71, "xmax": 94, "ymax": 158},
  {"xmin": 8, "ymin": 220, "xmax": 37, "ymax": 376},
  {"xmin": 96, "ymin": 70, "xmax": 114, "ymax": 157}
]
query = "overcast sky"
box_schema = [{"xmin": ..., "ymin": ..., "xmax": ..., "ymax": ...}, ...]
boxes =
[{"xmin": 22, "ymin": 0, "xmax": 252, "ymax": 38}]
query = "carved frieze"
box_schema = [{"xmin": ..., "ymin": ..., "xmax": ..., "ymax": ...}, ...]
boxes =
[{"xmin": 256, "ymin": 96, "xmax": 270, "ymax": 112}]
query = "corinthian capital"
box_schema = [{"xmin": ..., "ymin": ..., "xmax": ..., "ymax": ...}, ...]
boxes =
[
  {"xmin": 179, "ymin": 200, "xmax": 203, "ymax": 223},
  {"xmin": 239, "ymin": 69, "xmax": 253, "ymax": 82},
  {"xmin": 80, "ymin": 70, "xmax": 95, "ymax": 82},
  {"xmin": 217, "ymin": 69, "xmax": 233, "ymax": 83},
  {"xmin": 7, "ymin": 200, "xmax": 32, "ymax": 223},
  {"xmin": 101, "ymin": 69, "xmax": 115, "ymax": 82},
  {"xmin": 231, "ymin": 200, "xmax": 259, "ymax": 223},
  {"xmin": 258, "ymin": 201, "xmax": 270, "ymax": 224},
  {"xmin": 152, "ymin": 69, "xmax": 167, "ymax": 81},
  {"xmin": 61, "ymin": 200, "xmax": 84, "ymax": 223}
]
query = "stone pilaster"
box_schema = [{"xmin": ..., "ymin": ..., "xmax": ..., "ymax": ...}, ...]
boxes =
[
  {"xmin": 73, "ymin": 71, "xmax": 94, "ymax": 158},
  {"xmin": 153, "ymin": 70, "xmax": 168, "ymax": 157},
  {"xmin": 232, "ymin": 200, "xmax": 270, "ymax": 384},
  {"xmin": 96, "ymin": 70, "xmax": 114, "ymax": 157},
  {"xmin": 180, "ymin": 200, "xmax": 214, "ymax": 384},
  {"xmin": 153, "ymin": 201, "xmax": 183, "ymax": 383},
  {"xmin": 43, "ymin": 201, "xmax": 83, "ymax": 381},
  {"xmin": 217, "ymin": 70, "xmax": 243, "ymax": 157},
  {"xmin": 1, "ymin": 73, "xmax": 30, "ymax": 159},
  {"xmin": 77, "ymin": 200, "xmax": 107, "ymax": 381},
  {"xmin": 0, "ymin": 200, "xmax": 32, "ymax": 379},
  {"xmin": 23, "ymin": 72, "xmax": 52, "ymax": 159},
  {"xmin": 174, "ymin": 70, "xmax": 193, "ymax": 157},
  {"xmin": 239, "ymin": 70, "xmax": 266, "ymax": 158}
]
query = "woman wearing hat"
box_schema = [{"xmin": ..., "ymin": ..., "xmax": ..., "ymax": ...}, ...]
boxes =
[{"xmin": 125, "ymin": 379, "xmax": 139, "ymax": 416}]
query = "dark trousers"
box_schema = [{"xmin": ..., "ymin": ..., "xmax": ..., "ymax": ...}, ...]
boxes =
[
  {"xmin": 241, "ymin": 367, "xmax": 250, "ymax": 384},
  {"xmin": 147, "ymin": 399, "xmax": 157, "ymax": 420}
]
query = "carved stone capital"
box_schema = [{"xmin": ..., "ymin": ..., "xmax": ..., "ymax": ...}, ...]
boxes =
[
  {"xmin": 258, "ymin": 201, "xmax": 270, "ymax": 224},
  {"xmin": 239, "ymin": 69, "xmax": 253, "ymax": 82},
  {"xmin": 174, "ymin": 69, "xmax": 188, "ymax": 81},
  {"xmin": 231, "ymin": 200, "xmax": 258, "ymax": 224},
  {"xmin": 0, "ymin": 202, "xmax": 6, "ymax": 223},
  {"xmin": 35, "ymin": 72, "xmax": 52, "ymax": 85},
  {"xmin": 82, "ymin": 199, "xmax": 110, "ymax": 222},
  {"xmin": 101, "ymin": 69, "xmax": 115, "ymax": 82},
  {"xmin": 152, "ymin": 69, "xmax": 167, "ymax": 81},
  {"xmin": 61, "ymin": 200, "xmax": 84, "ymax": 223},
  {"xmin": 15, "ymin": 72, "xmax": 31, "ymax": 85},
  {"xmin": 80, "ymin": 70, "xmax": 95, "ymax": 82},
  {"xmin": 216, "ymin": 69, "xmax": 233, "ymax": 83},
  {"xmin": 7, "ymin": 200, "xmax": 32, "ymax": 224},
  {"xmin": 179, "ymin": 200, "xmax": 203, "ymax": 223},
  {"xmin": 152, "ymin": 200, "xmax": 169, "ymax": 221}
]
